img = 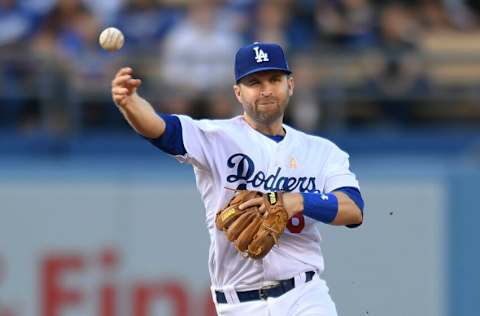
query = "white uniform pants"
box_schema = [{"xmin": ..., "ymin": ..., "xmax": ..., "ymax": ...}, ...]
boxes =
[{"xmin": 213, "ymin": 274, "xmax": 338, "ymax": 316}]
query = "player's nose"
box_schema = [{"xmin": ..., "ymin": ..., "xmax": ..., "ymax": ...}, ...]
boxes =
[
  {"xmin": 260, "ymin": 92, "xmax": 272, "ymax": 97},
  {"xmin": 260, "ymin": 86, "xmax": 273, "ymax": 97}
]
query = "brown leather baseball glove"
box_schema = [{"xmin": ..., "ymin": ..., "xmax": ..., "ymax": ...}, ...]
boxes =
[{"xmin": 215, "ymin": 190, "xmax": 289, "ymax": 259}]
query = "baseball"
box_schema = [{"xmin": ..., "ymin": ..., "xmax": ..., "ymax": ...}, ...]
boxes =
[{"xmin": 99, "ymin": 27, "xmax": 124, "ymax": 51}]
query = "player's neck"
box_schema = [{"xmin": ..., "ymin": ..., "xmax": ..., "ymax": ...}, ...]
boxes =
[{"xmin": 243, "ymin": 114, "xmax": 285, "ymax": 136}]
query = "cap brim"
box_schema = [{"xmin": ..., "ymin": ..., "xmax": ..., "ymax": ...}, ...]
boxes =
[{"xmin": 236, "ymin": 67, "xmax": 292, "ymax": 83}]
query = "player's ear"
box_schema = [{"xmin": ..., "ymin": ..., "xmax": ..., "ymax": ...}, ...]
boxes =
[
  {"xmin": 233, "ymin": 84, "xmax": 242, "ymax": 103},
  {"xmin": 287, "ymin": 75, "xmax": 294, "ymax": 97}
]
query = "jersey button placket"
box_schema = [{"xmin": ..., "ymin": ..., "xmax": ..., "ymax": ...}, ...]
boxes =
[{"xmin": 272, "ymin": 144, "xmax": 283, "ymax": 179}]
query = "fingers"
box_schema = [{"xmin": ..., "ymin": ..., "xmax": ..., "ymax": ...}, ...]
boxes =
[
  {"xmin": 112, "ymin": 88, "xmax": 128, "ymax": 105},
  {"xmin": 112, "ymin": 87, "xmax": 128, "ymax": 95},
  {"xmin": 111, "ymin": 67, "xmax": 142, "ymax": 106},
  {"xmin": 115, "ymin": 67, "xmax": 132, "ymax": 77},
  {"xmin": 239, "ymin": 197, "xmax": 264, "ymax": 210},
  {"xmin": 113, "ymin": 74, "xmax": 130, "ymax": 86},
  {"xmin": 112, "ymin": 67, "xmax": 141, "ymax": 88},
  {"xmin": 128, "ymin": 78, "xmax": 142, "ymax": 89},
  {"xmin": 112, "ymin": 75, "xmax": 141, "ymax": 89}
]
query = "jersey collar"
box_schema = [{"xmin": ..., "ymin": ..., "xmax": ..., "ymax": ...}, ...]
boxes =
[{"xmin": 238, "ymin": 116, "xmax": 289, "ymax": 144}]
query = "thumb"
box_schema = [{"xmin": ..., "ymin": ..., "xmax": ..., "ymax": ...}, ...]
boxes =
[{"xmin": 126, "ymin": 79, "xmax": 142, "ymax": 95}]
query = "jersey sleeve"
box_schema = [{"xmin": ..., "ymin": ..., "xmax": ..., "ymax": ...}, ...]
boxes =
[
  {"xmin": 323, "ymin": 145, "xmax": 359, "ymax": 193},
  {"xmin": 147, "ymin": 113, "xmax": 186, "ymax": 156},
  {"xmin": 174, "ymin": 115, "xmax": 214, "ymax": 170}
]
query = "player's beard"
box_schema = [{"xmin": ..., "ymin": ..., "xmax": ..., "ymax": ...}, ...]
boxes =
[{"xmin": 248, "ymin": 96, "xmax": 289, "ymax": 126}]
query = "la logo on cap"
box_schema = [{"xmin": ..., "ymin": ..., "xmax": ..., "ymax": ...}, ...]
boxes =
[
  {"xmin": 253, "ymin": 46, "xmax": 269, "ymax": 63},
  {"xmin": 234, "ymin": 42, "xmax": 291, "ymax": 82}
]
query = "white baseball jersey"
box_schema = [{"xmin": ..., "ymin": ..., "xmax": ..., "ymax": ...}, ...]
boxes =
[{"xmin": 172, "ymin": 115, "xmax": 359, "ymax": 292}]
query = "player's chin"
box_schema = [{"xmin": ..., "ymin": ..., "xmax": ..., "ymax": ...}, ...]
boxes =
[{"xmin": 255, "ymin": 110, "xmax": 283, "ymax": 124}]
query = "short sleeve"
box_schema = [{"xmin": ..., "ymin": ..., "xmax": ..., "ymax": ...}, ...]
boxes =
[
  {"xmin": 323, "ymin": 146, "xmax": 359, "ymax": 193},
  {"xmin": 174, "ymin": 115, "xmax": 212, "ymax": 170},
  {"xmin": 147, "ymin": 113, "xmax": 186, "ymax": 156}
]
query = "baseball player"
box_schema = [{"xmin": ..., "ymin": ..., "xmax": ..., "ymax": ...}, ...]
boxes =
[{"xmin": 111, "ymin": 42, "xmax": 364, "ymax": 316}]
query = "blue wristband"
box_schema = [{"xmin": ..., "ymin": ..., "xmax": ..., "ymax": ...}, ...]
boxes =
[{"xmin": 301, "ymin": 192, "xmax": 339, "ymax": 224}]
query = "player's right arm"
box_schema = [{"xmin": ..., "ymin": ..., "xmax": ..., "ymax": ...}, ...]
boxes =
[{"xmin": 111, "ymin": 67, "xmax": 166, "ymax": 138}]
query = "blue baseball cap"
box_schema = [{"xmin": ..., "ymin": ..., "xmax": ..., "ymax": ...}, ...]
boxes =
[{"xmin": 234, "ymin": 42, "xmax": 291, "ymax": 83}]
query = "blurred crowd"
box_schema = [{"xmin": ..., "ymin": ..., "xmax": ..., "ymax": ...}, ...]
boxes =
[{"xmin": 1, "ymin": 0, "xmax": 480, "ymax": 135}]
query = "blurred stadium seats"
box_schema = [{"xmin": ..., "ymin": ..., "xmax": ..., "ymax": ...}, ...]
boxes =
[{"xmin": 0, "ymin": 0, "xmax": 479, "ymax": 140}]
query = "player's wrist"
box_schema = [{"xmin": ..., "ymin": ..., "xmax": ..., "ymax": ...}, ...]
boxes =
[
  {"xmin": 282, "ymin": 192, "xmax": 304, "ymax": 218},
  {"xmin": 301, "ymin": 192, "xmax": 338, "ymax": 224}
]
